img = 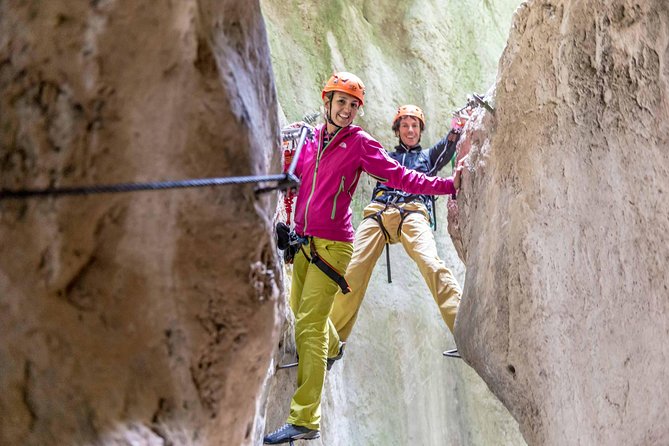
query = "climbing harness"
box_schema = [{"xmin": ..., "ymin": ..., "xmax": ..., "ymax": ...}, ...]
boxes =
[
  {"xmin": 364, "ymin": 197, "xmax": 428, "ymax": 284},
  {"xmin": 304, "ymin": 238, "xmax": 351, "ymax": 294},
  {"xmin": 277, "ymin": 236, "xmax": 350, "ymax": 294},
  {"xmin": 0, "ymin": 122, "xmax": 315, "ymax": 201}
]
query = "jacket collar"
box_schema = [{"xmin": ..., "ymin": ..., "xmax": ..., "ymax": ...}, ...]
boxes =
[
  {"xmin": 317, "ymin": 124, "xmax": 358, "ymax": 144},
  {"xmin": 395, "ymin": 142, "xmax": 422, "ymax": 153}
]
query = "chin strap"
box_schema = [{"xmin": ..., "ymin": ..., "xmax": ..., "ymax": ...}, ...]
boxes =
[{"xmin": 325, "ymin": 101, "xmax": 342, "ymax": 131}]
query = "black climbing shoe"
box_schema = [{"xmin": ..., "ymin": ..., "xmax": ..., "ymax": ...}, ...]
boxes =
[
  {"xmin": 327, "ymin": 341, "xmax": 345, "ymax": 371},
  {"xmin": 263, "ymin": 423, "xmax": 320, "ymax": 444},
  {"xmin": 443, "ymin": 348, "xmax": 461, "ymax": 359}
]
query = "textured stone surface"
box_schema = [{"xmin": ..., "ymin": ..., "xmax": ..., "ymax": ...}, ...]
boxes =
[
  {"xmin": 0, "ymin": 2, "xmax": 281, "ymax": 445},
  {"xmin": 261, "ymin": 0, "xmax": 522, "ymax": 144},
  {"xmin": 259, "ymin": 1, "xmax": 526, "ymax": 445},
  {"xmin": 453, "ymin": 1, "xmax": 669, "ymax": 445}
]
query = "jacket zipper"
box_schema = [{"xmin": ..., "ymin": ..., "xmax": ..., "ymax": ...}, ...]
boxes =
[
  {"xmin": 331, "ymin": 176, "xmax": 346, "ymax": 220},
  {"xmin": 303, "ymin": 129, "xmax": 339, "ymax": 233}
]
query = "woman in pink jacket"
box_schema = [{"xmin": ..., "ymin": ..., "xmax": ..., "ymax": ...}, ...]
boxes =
[{"xmin": 264, "ymin": 72, "xmax": 460, "ymax": 444}]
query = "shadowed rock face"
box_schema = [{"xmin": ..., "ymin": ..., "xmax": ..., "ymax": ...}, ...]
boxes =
[
  {"xmin": 453, "ymin": 1, "xmax": 669, "ymax": 445},
  {"xmin": 0, "ymin": 2, "xmax": 282, "ymax": 445}
]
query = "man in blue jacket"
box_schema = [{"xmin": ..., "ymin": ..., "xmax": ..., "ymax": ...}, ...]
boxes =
[{"xmin": 331, "ymin": 104, "xmax": 463, "ymax": 343}]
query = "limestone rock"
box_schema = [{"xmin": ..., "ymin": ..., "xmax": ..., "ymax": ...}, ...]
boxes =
[
  {"xmin": 453, "ymin": 1, "xmax": 669, "ymax": 444},
  {"xmin": 0, "ymin": 2, "xmax": 281, "ymax": 445}
]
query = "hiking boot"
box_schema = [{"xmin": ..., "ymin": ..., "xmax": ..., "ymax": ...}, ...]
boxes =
[
  {"xmin": 263, "ymin": 423, "xmax": 320, "ymax": 444},
  {"xmin": 443, "ymin": 348, "xmax": 461, "ymax": 359},
  {"xmin": 327, "ymin": 341, "xmax": 346, "ymax": 371}
]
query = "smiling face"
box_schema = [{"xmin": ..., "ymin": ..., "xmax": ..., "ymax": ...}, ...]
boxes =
[
  {"xmin": 324, "ymin": 91, "xmax": 360, "ymax": 132},
  {"xmin": 397, "ymin": 115, "xmax": 422, "ymax": 148}
]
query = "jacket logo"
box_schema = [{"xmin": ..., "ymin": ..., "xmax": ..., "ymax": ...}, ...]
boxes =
[{"xmin": 339, "ymin": 143, "xmax": 347, "ymax": 149}]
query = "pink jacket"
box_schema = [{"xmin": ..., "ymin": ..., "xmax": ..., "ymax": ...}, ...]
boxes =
[{"xmin": 294, "ymin": 124, "xmax": 455, "ymax": 242}]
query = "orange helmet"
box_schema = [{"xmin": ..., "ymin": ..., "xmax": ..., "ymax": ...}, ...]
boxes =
[
  {"xmin": 393, "ymin": 104, "xmax": 425, "ymax": 129},
  {"xmin": 321, "ymin": 72, "xmax": 366, "ymax": 106}
]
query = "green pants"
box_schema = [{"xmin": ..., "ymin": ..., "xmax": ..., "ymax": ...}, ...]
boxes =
[
  {"xmin": 331, "ymin": 201, "xmax": 461, "ymax": 341},
  {"xmin": 287, "ymin": 236, "xmax": 353, "ymax": 430}
]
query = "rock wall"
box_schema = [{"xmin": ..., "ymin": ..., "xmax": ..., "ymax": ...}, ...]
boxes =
[
  {"xmin": 0, "ymin": 2, "xmax": 282, "ymax": 445},
  {"xmin": 453, "ymin": 1, "xmax": 669, "ymax": 445},
  {"xmin": 259, "ymin": 1, "xmax": 527, "ymax": 445},
  {"xmin": 261, "ymin": 0, "xmax": 521, "ymax": 145}
]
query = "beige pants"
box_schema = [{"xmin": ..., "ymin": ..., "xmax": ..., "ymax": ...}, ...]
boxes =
[{"xmin": 330, "ymin": 201, "xmax": 461, "ymax": 341}]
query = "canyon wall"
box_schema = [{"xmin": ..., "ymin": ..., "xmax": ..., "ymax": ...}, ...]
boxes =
[
  {"xmin": 453, "ymin": 1, "xmax": 669, "ymax": 444},
  {"xmin": 0, "ymin": 2, "xmax": 281, "ymax": 445}
]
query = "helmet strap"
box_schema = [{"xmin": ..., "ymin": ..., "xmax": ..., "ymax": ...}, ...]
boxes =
[{"xmin": 325, "ymin": 99, "xmax": 342, "ymax": 131}]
